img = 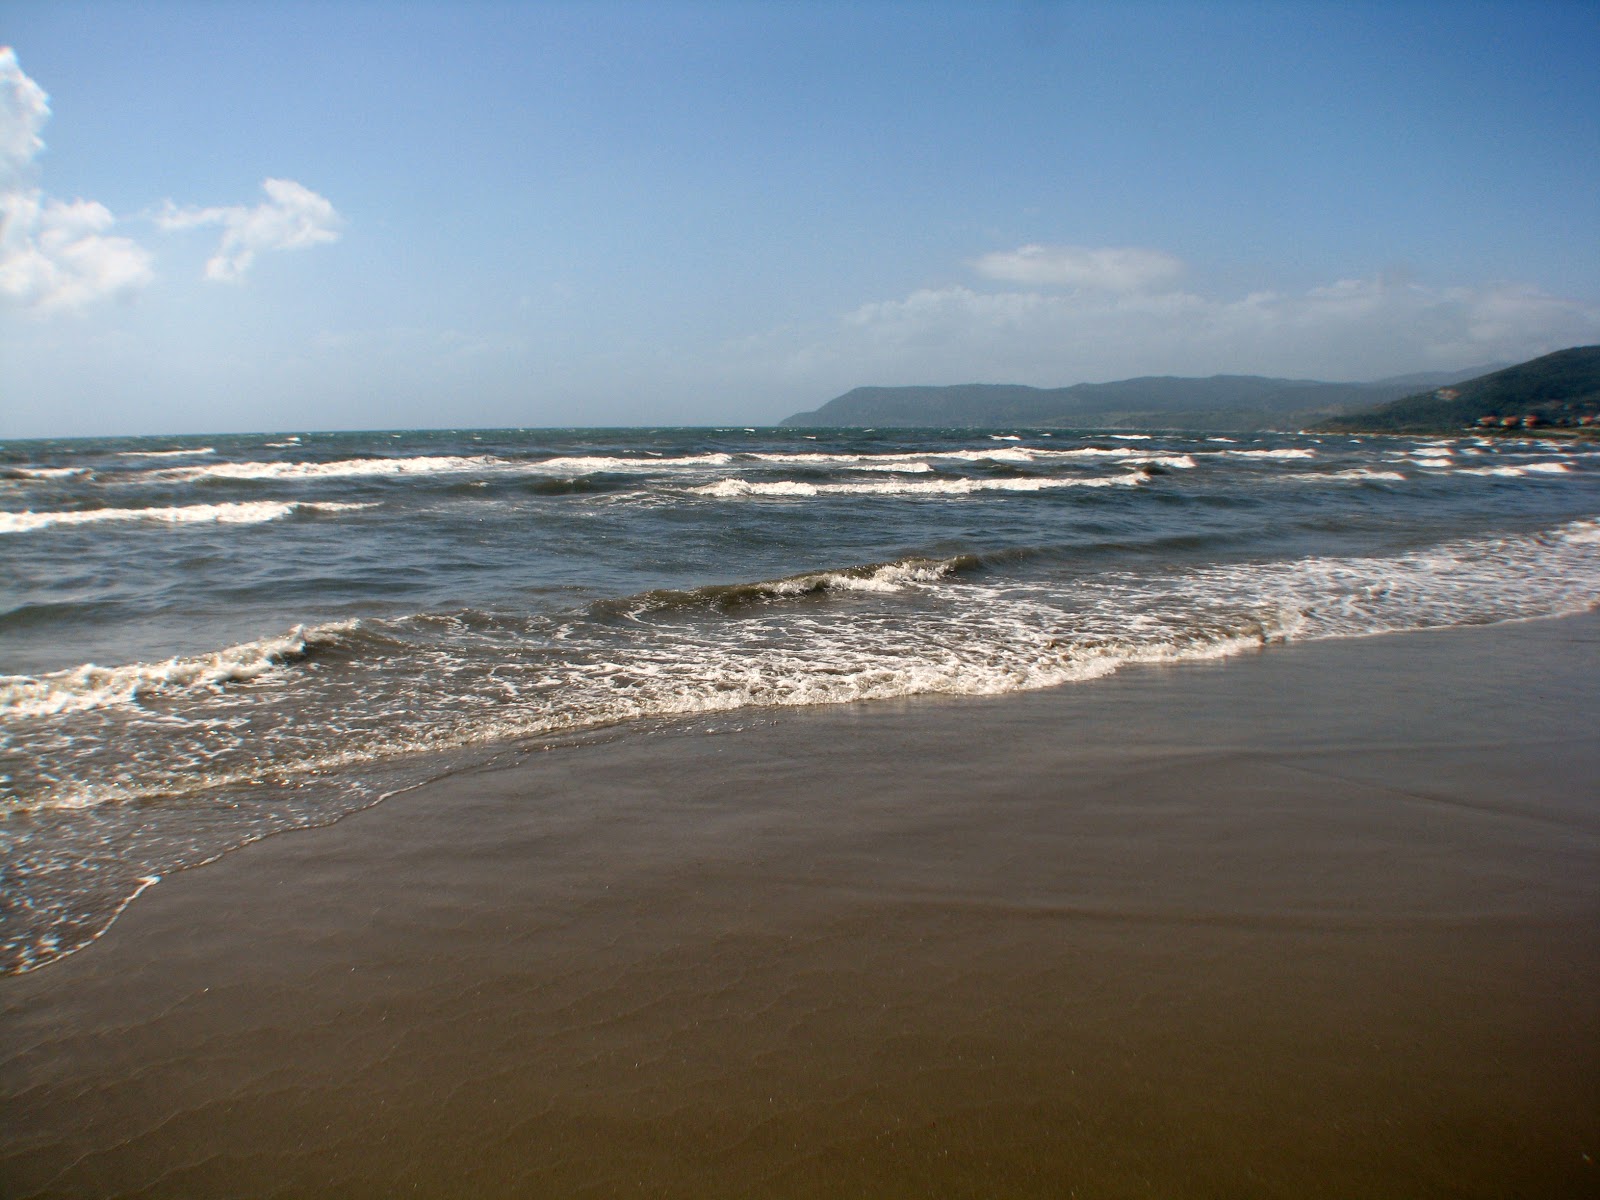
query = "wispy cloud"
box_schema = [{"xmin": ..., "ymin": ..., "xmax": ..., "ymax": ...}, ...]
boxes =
[
  {"xmin": 157, "ymin": 178, "xmax": 342, "ymax": 282},
  {"xmin": 972, "ymin": 244, "xmax": 1183, "ymax": 292},
  {"xmin": 0, "ymin": 47, "xmax": 154, "ymax": 311},
  {"xmin": 739, "ymin": 251, "xmax": 1600, "ymax": 391}
]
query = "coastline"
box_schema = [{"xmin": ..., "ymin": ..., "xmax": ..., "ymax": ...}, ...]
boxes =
[{"xmin": 3, "ymin": 611, "xmax": 1598, "ymax": 1197}]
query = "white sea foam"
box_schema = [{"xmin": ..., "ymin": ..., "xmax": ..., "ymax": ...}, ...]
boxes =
[
  {"xmin": 765, "ymin": 558, "xmax": 961, "ymax": 596},
  {"xmin": 1222, "ymin": 448, "xmax": 1316, "ymax": 459},
  {"xmin": 933, "ymin": 446, "xmax": 1197, "ymax": 469},
  {"xmin": 114, "ymin": 447, "xmax": 216, "ymax": 459},
  {"xmin": 12, "ymin": 519, "xmax": 1599, "ymax": 820},
  {"xmin": 1455, "ymin": 462, "xmax": 1571, "ymax": 478},
  {"xmin": 0, "ymin": 501, "xmax": 372, "ymax": 534},
  {"xmin": 151, "ymin": 451, "xmax": 739, "ymax": 483},
  {"xmin": 462, "ymin": 518, "xmax": 1600, "ymax": 733},
  {"xmin": 533, "ymin": 452, "xmax": 735, "ymax": 473},
  {"xmin": 747, "ymin": 451, "xmax": 934, "ymax": 470},
  {"xmin": 152, "ymin": 455, "xmax": 508, "ymax": 482},
  {"xmin": 930, "ymin": 447, "xmax": 1039, "ymax": 463},
  {"xmin": 6, "ymin": 466, "xmax": 90, "ymax": 480},
  {"xmin": 690, "ymin": 472, "xmax": 1151, "ymax": 499},
  {"xmin": 848, "ymin": 460, "xmax": 934, "ymax": 473},
  {"xmin": 746, "ymin": 446, "xmax": 1195, "ymax": 471},
  {"xmin": 0, "ymin": 625, "xmax": 331, "ymax": 718},
  {"xmin": 1286, "ymin": 469, "xmax": 1407, "ymax": 483}
]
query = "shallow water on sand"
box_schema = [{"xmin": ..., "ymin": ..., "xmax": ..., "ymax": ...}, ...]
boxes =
[{"xmin": 2, "ymin": 615, "xmax": 1596, "ymax": 1198}]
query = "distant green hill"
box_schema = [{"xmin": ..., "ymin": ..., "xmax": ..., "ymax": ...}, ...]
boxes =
[
  {"xmin": 1313, "ymin": 346, "xmax": 1600, "ymax": 435},
  {"xmin": 780, "ymin": 370, "xmax": 1490, "ymax": 431}
]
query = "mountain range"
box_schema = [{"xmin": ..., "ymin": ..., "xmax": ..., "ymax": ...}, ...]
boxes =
[
  {"xmin": 1312, "ymin": 346, "xmax": 1600, "ymax": 434},
  {"xmin": 779, "ymin": 368, "xmax": 1502, "ymax": 431}
]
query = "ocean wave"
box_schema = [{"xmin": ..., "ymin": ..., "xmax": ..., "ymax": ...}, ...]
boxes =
[
  {"xmin": 9, "ymin": 519, "xmax": 1598, "ymax": 818},
  {"xmin": 1, "ymin": 466, "xmax": 91, "ymax": 481},
  {"xmin": 531, "ymin": 452, "xmax": 735, "ymax": 473},
  {"xmin": 690, "ymin": 472, "xmax": 1152, "ymax": 499},
  {"xmin": 592, "ymin": 555, "xmax": 982, "ymax": 618},
  {"xmin": 144, "ymin": 450, "xmax": 741, "ymax": 484},
  {"xmin": 847, "ymin": 460, "xmax": 935, "ymax": 473},
  {"xmin": 150, "ymin": 455, "xmax": 509, "ymax": 483},
  {"xmin": 1285, "ymin": 469, "xmax": 1408, "ymax": 484},
  {"xmin": 0, "ymin": 500, "xmax": 373, "ymax": 534},
  {"xmin": 930, "ymin": 446, "xmax": 1195, "ymax": 467},
  {"xmin": 1454, "ymin": 462, "xmax": 1572, "ymax": 478},
  {"xmin": 1012, "ymin": 447, "xmax": 1198, "ymax": 469},
  {"xmin": 114, "ymin": 447, "xmax": 216, "ymax": 459},
  {"xmin": 750, "ymin": 447, "xmax": 1194, "ymax": 470},
  {"xmin": 738, "ymin": 453, "xmax": 935, "ymax": 473},
  {"xmin": 0, "ymin": 624, "xmax": 353, "ymax": 718}
]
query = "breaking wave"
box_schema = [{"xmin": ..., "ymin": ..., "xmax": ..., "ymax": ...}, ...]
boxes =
[
  {"xmin": 592, "ymin": 555, "xmax": 984, "ymax": 618},
  {"xmin": 690, "ymin": 472, "xmax": 1153, "ymax": 499},
  {"xmin": 0, "ymin": 500, "xmax": 373, "ymax": 534},
  {"xmin": 114, "ymin": 447, "xmax": 217, "ymax": 459},
  {"xmin": 0, "ymin": 625, "xmax": 338, "ymax": 718},
  {"xmin": 147, "ymin": 451, "xmax": 739, "ymax": 484}
]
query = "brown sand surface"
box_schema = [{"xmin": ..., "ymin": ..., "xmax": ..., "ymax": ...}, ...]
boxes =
[{"xmin": 3, "ymin": 613, "xmax": 1598, "ymax": 1198}]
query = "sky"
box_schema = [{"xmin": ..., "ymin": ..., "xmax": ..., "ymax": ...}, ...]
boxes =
[{"xmin": 2, "ymin": 0, "xmax": 1598, "ymax": 437}]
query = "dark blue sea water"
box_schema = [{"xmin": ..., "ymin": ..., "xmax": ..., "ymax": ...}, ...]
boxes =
[{"xmin": 4, "ymin": 425, "xmax": 1599, "ymax": 971}]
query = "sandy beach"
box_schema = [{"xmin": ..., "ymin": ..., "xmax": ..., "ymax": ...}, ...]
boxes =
[{"xmin": 3, "ymin": 612, "xmax": 1598, "ymax": 1198}]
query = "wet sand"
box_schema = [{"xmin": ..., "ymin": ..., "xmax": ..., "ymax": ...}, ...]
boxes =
[{"xmin": 3, "ymin": 613, "xmax": 1598, "ymax": 1198}]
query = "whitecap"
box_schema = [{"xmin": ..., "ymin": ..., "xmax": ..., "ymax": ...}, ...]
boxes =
[
  {"xmin": 1455, "ymin": 462, "xmax": 1571, "ymax": 478},
  {"xmin": 6, "ymin": 466, "xmax": 90, "ymax": 480},
  {"xmin": 0, "ymin": 624, "xmax": 343, "ymax": 718},
  {"xmin": 689, "ymin": 473, "xmax": 1151, "ymax": 499},
  {"xmin": 1285, "ymin": 469, "xmax": 1407, "ymax": 483},
  {"xmin": 0, "ymin": 501, "xmax": 373, "ymax": 535},
  {"xmin": 114, "ymin": 447, "xmax": 216, "ymax": 459}
]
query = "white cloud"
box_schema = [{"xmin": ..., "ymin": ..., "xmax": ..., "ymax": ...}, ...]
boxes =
[
  {"xmin": 0, "ymin": 45, "xmax": 47, "ymax": 179},
  {"xmin": 0, "ymin": 194, "xmax": 156, "ymax": 311},
  {"xmin": 743, "ymin": 263, "xmax": 1600, "ymax": 392},
  {"xmin": 972, "ymin": 243, "xmax": 1184, "ymax": 291},
  {"xmin": 0, "ymin": 47, "xmax": 154, "ymax": 311},
  {"xmin": 158, "ymin": 178, "xmax": 342, "ymax": 282},
  {"xmin": 1, "ymin": 47, "xmax": 341, "ymax": 311}
]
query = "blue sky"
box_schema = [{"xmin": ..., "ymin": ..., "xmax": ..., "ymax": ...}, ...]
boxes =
[{"xmin": 2, "ymin": 0, "xmax": 1598, "ymax": 437}]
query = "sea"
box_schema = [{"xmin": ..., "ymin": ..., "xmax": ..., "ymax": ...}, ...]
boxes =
[{"xmin": 3, "ymin": 424, "xmax": 1599, "ymax": 973}]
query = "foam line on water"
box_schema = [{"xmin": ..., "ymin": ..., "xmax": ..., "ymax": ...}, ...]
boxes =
[
  {"xmin": 0, "ymin": 501, "xmax": 373, "ymax": 535},
  {"xmin": 690, "ymin": 473, "xmax": 1152, "ymax": 499},
  {"xmin": 0, "ymin": 624, "xmax": 350, "ymax": 717}
]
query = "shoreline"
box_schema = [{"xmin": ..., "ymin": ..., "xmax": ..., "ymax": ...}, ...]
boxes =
[{"xmin": 4, "ymin": 612, "xmax": 1598, "ymax": 1197}]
